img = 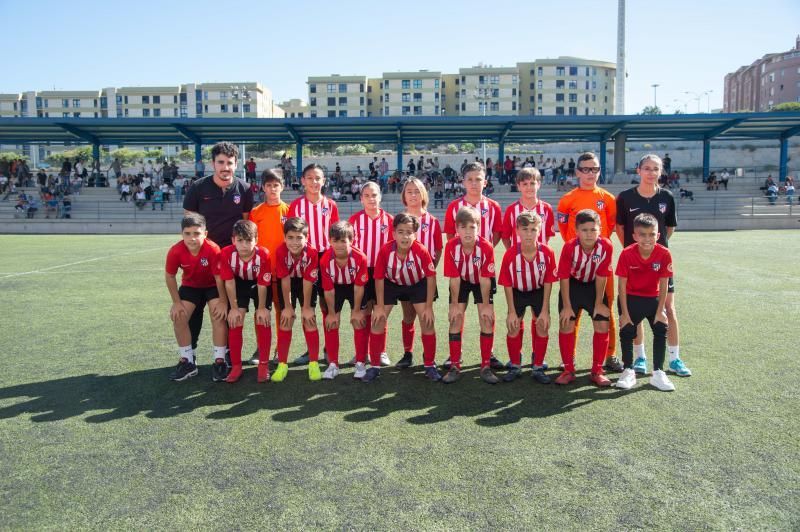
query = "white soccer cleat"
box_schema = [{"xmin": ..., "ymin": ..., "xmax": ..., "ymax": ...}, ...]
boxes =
[
  {"xmin": 379, "ymin": 352, "xmax": 391, "ymax": 367},
  {"xmin": 322, "ymin": 363, "xmax": 339, "ymax": 380},
  {"xmin": 353, "ymin": 362, "xmax": 367, "ymax": 380},
  {"xmin": 650, "ymin": 369, "xmax": 676, "ymax": 392},
  {"xmin": 615, "ymin": 368, "xmax": 637, "ymax": 390}
]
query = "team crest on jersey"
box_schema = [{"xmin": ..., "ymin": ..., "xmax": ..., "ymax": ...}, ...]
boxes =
[
  {"xmin": 200, "ymin": 258, "xmax": 209, "ymax": 267},
  {"xmin": 233, "ymin": 194, "xmax": 241, "ymax": 205},
  {"xmin": 537, "ymin": 264, "xmax": 545, "ymax": 271},
  {"xmin": 487, "ymin": 263, "xmax": 495, "ymax": 273},
  {"xmin": 380, "ymin": 224, "xmax": 388, "ymax": 232},
  {"xmin": 252, "ymin": 264, "xmax": 260, "ymax": 273},
  {"xmin": 348, "ymin": 267, "xmax": 356, "ymax": 275},
  {"xmin": 481, "ymin": 207, "xmax": 488, "ymax": 216},
  {"xmin": 596, "ymin": 200, "xmax": 605, "ymax": 210},
  {"xmin": 310, "ymin": 269, "xmax": 319, "ymax": 279},
  {"xmin": 591, "ymin": 254, "xmax": 601, "ymax": 262},
  {"xmin": 652, "ymin": 262, "xmax": 661, "ymax": 271},
  {"xmin": 421, "ymin": 222, "xmax": 429, "ymax": 232},
  {"xmin": 472, "ymin": 255, "xmax": 481, "ymax": 264},
  {"xmin": 280, "ymin": 215, "xmax": 287, "ymax": 224},
  {"xmin": 667, "ymin": 263, "xmax": 673, "ymax": 273},
  {"xmin": 658, "ymin": 202, "xmax": 667, "ymax": 213},
  {"xmin": 263, "ymin": 272, "xmax": 271, "ymax": 283},
  {"xmin": 557, "ymin": 212, "xmax": 568, "ymax": 223},
  {"xmin": 406, "ymin": 260, "xmax": 415, "ymax": 269},
  {"xmin": 321, "ymin": 207, "xmax": 329, "ymax": 215},
  {"xmin": 428, "ymin": 263, "xmax": 436, "ymax": 272}
]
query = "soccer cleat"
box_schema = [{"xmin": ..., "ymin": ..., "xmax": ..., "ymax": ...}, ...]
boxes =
[
  {"xmin": 503, "ymin": 366, "xmax": 522, "ymax": 382},
  {"xmin": 531, "ymin": 368, "xmax": 551, "ymax": 384},
  {"xmin": 248, "ymin": 348, "xmax": 260, "ymax": 365},
  {"xmin": 442, "ymin": 368, "xmax": 461, "ymax": 384},
  {"xmin": 668, "ymin": 358, "xmax": 692, "ymax": 377},
  {"xmin": 353, "ymin": 362, "xmax": 367, "ymax": 380},
  {"xmin": 308, "ymin": 361, "xmax": 322, "ymax": 381},
  {"xmin": 396, "ymin": 351, "xmax": 413, "ymax": 369},
  {"xmin": 489, "ymin": 356, "xmax": 505, "ymax": 371},
  {"xmin": 271, "ymin": 362, "xmax": 289, "ymax": 383},
  {"xmin": 480, "ymin": 367, "xmax": 500, "ymax": 384},
  {"xmin": 424, "ymin": 366, "xmax": 442, "ymax": 382},
  {"xmin": 379, "ymin": 352, "xmax": 391, "ymax": 367},
  {"xmin": 442, "ymin": 357, "xmax": 452, "ymax": 370},
  {"xmin": 650, "ymin": 369, "xmax": 676, "ymax": 391},
  {"xmin": 615, "ymin": 368, "xmax": 637, "ymax": 390},
  {"xmin": 633, "ymin": 356, "xmax": 649, "ymax": 375},
  {"xmin": 169, "ymin": 359, "xmax": 198, "ymax": 382},
  {"xmin": 554, "ymin": 371, "xmax": 576, "ymax": 385},
  {"xmin": 363, "ymin": 367, "xmax": 381, "ymax": 383},
  {"xmin": 211, "ymin": 358, "xmax": 229, "ymax": 382},
  {"xmin": 225, "ymin": 365, "xmax": 243, "ymax": 383},
  {"xmin": 322, "ymin": 363, "xmax": 339, "ymax": 380},
  {"xmin": 589, "ymin": 371, "xmax": 612, "ymax": 387},
  {"xmin": 257, "ymin": 362, "xmax": 270, "ymax": 383},
  {"xmin": 604, "ymin": 356, "xmax": 624, "ymax": 373},
  {"xmin": 292, "ymin": 351, "xmax": 310, "ymax": 365},
  {"xmin": 506, "ymin": 358, "xmax": 548, "ymax": 371}
]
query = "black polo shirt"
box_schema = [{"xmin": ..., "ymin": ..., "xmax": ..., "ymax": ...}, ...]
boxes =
[
  {"xmin": 183, "ymin": 176, "xmax": 253, "ymax": 246},
  {"xmin": 615, "ymin": 186, "xmax": 677, "ymax": 247}
]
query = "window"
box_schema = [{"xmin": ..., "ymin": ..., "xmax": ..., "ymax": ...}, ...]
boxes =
[
  {"xmin": 435, "ymin": 105, "xmax": 439, "ymax": 114},
  {"xmin": 232, "ymin": 104, "xmax": 239, "ymax": 113},
  {"xmin": 310, "ymin": 84, "xmax": 317, "ymax": 93},
  {"xmin": 434, "ymin": 79, "xmax": 440, "ymax": 89},
  {"xmin": 556, "ymin": 66, "xmax": 565, "ymax": 76},
  {"xmin": 592, "ymin": 67, "xmax": 597, "ymax": 76},
  {"xmin": 339, "ymin": 110, "xmax": 347, "ymax": 117},
  {"xmin": 402, "ymin": 105, "xmax": 411, "ymax": 116},
  {"xmin": 530, "ymin": 82, "xmax": 535, "ymax": 89},
  {"xmin": 537, "ymin": 67, "xmax": 543, "ymax": 76},
  {"xmin": 153, "ymin": 95, "xmax": 160, "ymax": 104},
  {"xmin": 585, "ymin": 80, "xmax": 590, "ymax": 90},
  {"xmin": 413, "ymin": 92, "xmax": 422, "ymax": 102},
  {"xmin": 310, "ymin": 111, "xmax": 317, "ymax": 118},
  {"xmin": 63, "ymin": 112, "xmax": 69, "ymax": 117},
  {"xmin": 537, "ymin": 106, "xmax": 543, "ymax": 115},
  {"xmin": 360, "ymin": 83, "xmax": 364, "ymax": 92},
  {"xmin": 413, "ymin": 79, "xmax": 422, "ymax": 89},
  {"xmin": 402, "ymin": 93, "xmax": 410, "ymax": 103},
  {"xmin": 360, "ymin": 96, "xmax": 364, "ymax": 105},
  {"xmin": 142, "ymin": 96, "xmax": 150, "ymax": 104},
  {"xmin": 327, "ymin": 97, "xmax": 336, "ymax": 106},
  {"xmin": 555, "ymin": 106, "xmax": 564, "ymax": 115},
  {"xmin": 491, "ymin": 88, "xmax": 499, "ymax": 98},
  {"xmin": 489, "ymin": 75, "xmax": 499, "ymax": 85},
  {"xmin": 585, "ymin": 94, "xmax": 590, "ymax": 103},
  {"xmin": 512, "ymin": 102, "xmax": 517, "ymax": 111},
  {"xmin": 73, "ymin": 99, "xmax": 80, "ymax": 107},
  {"xmin": 585, "ymin": 67, "xmax": 590, "ymax": 76},
  {"xmin": 512, "ymin": 88, "xmax": 517, "ymax": 96},
  {"xmin": 512, "ymin": 74, "xmax": 518, "ymax": 84},
  {"xmin": 220, "ymin": 104, "xmax": 228, "ymax": 113},
  {"xmin": 592, "ymin": 94, "xmax": 596, "ymax": 102},
  {"xmin": 174, "ymin": 95, "xmax": 178, "ymax": 104},
  {"xmin": 413, "ymin": 106, "xmax": 422, "ymax": 115},
  {"xmin": 568, "ymin": 80, "xmax": 577, "ymax": 89},
  {"xmin": 383, "ymin": 80, "xmax": 388, "ymax": 89},
  {"xmin": 62, "ymin": 99, "xmax": 69, "ymax": 107},
  {"xmin": 478, "ymin": 102, "xmax": 487, "ymax": 114},
  {"xmin": 479, "ymin": 75, "xmax": 485, "ymax": 85},
  {"xmin": 384, "ymin": 94, "xmax": 390, "ymax": 102},
  {"xmin": 537, "ymin": 94, "xmax": 542, "ymax": 102},
  {"xmin": 402, "ymin": 80, "xmax": 410, "ymax": 89},
  {"xmin": 592, "ymin": 80, "xmax": 597, "ymax": 89},
  {"xmin": 359, "ymin": 110, "xmax": 364, "ymax": 117},
  {"xmin": 328, "ymin": 110, "xmax": 336, "ymax": 117},
  {"xmin": 204, "ymin": 104, "xmax": 208, "ymax": 113},
  {"xmin": 203, "ymin": 91, "xmax": 209, "ymax": 100},
  {"xmin": 537, "ymin": 80, "xmax": 543, "ymax": 89},
  {"xmin": 556, "ymin": 93, "xmax": 565, "ymax": 102},
  {"xmin": 339, "ymin": 83, "xmax": 347, "ymax": 93},
  {"xmin": 569, "ymin": 66, "xmax": 578, "ymax": 76},
  {"xmin": 384, "ymin": 106, "xmax": 389, "ymax": 115},
  {"xmin": 339, "ymin": 96, "xmax": 347, "ymax": 105},
  {"xmin": 35, "ymin": 97, "xmax": 42, "ymax": 108},
  {"xmin": 569, "ymin": 106, "xmax": 577, "ymax": 116},
  {"xmin": 153, "ymin": 108, "xmax": 161, "ymax": 117},
  {"xmin": 569, "ymin": 94, "xmax": 577, "ymax": 103},
  {"xmin": 116, "ymin": 95, "xmax": 122, "ymax": 104},
  {"xmin": 556, "ymin": 80, "xmax": 565, "ymax": 89},
  {"xmin": 327, "ymin": 83, "xmax": 336, "ymax": 93},
  {"xmin": 143, "ymin": 109, "xmax": 150, "ymax": 117},
  {"xmin": 434, "ymin": 92, "xmax": 439, "ymax": 101},
  {"xmin": 220, "ymin": 91, "xmax": 228, "ymax": 99},
  {"xmin": 461, "ymin": 102, "xmax": 466, "ymax": 111},
  {"xmin": 310, "ymin": 97, "xmax": 317, "ymax": 106},
  {"xmin": 73, "ymin": 112, "xmax": 81, "ymax": 118}
]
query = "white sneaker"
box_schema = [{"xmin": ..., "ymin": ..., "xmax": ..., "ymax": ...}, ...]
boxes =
[
  {"xmin": 322, "ymin": 363, "xmax": 339, "ymax": 380},
  {"xmin": 379, "ymin": 352, "xmax": 391, "ymax": 367},
  {"xmin": 650, "ymin": 369, "xmax": 675, "ymax": 392},
  {"xmin": 615, "ymin": 368, "xmax": 637, "ymax": 390},
  {"xmin": 353, "ymin": 362, "xmax": 367, "ymax": 380}
]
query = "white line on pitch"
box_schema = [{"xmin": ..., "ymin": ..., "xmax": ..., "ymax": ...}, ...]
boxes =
[{"xmin": 0, "ymin": 247, "xmax": 165, "ymax": 280}]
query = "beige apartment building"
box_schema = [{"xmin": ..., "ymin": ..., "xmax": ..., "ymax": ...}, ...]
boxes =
[
  {"xmin": 522, "ymin": 57, "xmax": 616, "ymax": 116},
  {"xmin": 457, "ymin": 66, "xmax": 519, "ymax": 116},
  {"xmin": 381, "ymin": 70, "xmax": 442, "ymax": 116},
  {"xmin": 278, "ymin": 98, "xmax": 310, "ymax": 118},
  {"xmin": 307, "ymin": 75, "xmax": 367, "ymax": 118}
]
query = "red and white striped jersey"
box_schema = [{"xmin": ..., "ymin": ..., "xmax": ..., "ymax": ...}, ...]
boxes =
[
  {"xmin": 498, "ymin": 243, "xmax": 558, "ymax": 291},
  {"xmin": 412, "ymin": 211, "xmax": 443, "ymax": 259},
  {"xmin": 319, "ymin": 247, "xmax": 369, "ymax": 291},
  {"xmin": 349, "ymin": 208, "xmax": 393, "ymax": 267},
  {"xmin": 374, "ymin": 240, "xmax": 436, "ymax": 286},
  {"xmin": 443, "ymin": 195, "xmax": 502, "ymax": 241},
  {"xmin": 443, "ymin": 236, "xmax": 495, "ymax": 284},
  {"xmin": 288, "ymin": 195, "xmax": 340, "ymax": 252},
  {"xmin": 558, "ymin": 236, "xmax": 613, "ymax": 283},
  {"xmin": 501, "ymin": 199, "xmax": 556, "ymax": 246},
  {"xmin": 218, "ymin": 244, "xmax": 272, "ymax": 286},
  {"xmin": 274, "ymin": 242, "xmax": 319, "ymax": 282}
]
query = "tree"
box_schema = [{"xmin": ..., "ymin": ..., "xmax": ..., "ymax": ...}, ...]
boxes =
[
  {"xmin": 177, "ymin": 150, "xmax": 195, "ymax": 162},
  {"xmin": 640, "ymin": 105, "xmax": 662, "ymax": 115},
  {"xmin": 460, "ymin": 143, "xmax": 476, "ymax": 153},
  {"xmin": 45, "ymin": 146, "xmax": 95, "ymax": 166},
  {"xmin": 109, "ymin": 148, "xmax": 148, "ymax": 166},
  {"xmin": 770, "ymin": 102, "xmax": 800, "ymax": 112}
]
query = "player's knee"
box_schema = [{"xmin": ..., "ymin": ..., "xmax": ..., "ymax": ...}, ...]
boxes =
[
  {"xmin": 619, "ymin": 323, "xmax": 637, "ymax": 340},
  {"xmin": 593, "ymin": 322, "xmax": 609, "ymax": 334},
  {"xmin": 652, "ymin": 321, "xmax": 668, "ymax": 337}
]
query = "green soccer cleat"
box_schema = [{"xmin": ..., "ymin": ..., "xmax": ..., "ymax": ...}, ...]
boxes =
[
  {"xmin": 271, "ymin": 362, "xmax": 289, "ymax": 383},
  {"xmin": 308, "ymin": 361, "xmax": 322, "ymax": 381}
]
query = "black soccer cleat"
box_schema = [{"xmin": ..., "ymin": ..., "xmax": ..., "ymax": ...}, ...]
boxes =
[
  {"xmin": 396, "ymin": 351, "xmax": 413, "ymax": 369},
  {"xmin": 211, "ymin": 359, "xmax": 229, "ymax": 382},
  {"xmin": 170, "ymin": 359, "xmax": 198, "ymax": 382}
]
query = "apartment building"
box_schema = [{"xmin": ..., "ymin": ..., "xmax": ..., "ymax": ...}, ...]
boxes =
[{"xmin": 307, "ymin": 75, "xmax": 367, "ymax": 118}]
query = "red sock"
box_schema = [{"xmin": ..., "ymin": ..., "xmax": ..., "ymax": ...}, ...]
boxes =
[
  {"xmin": 304, "ymin": 328, "xmax": 320, "ymax": 362},
  {"xmin": 324, "ymin": 326, "xmax": 340, "ymax": 365},
  {"xmin": 421, "ymin": 333, "xmax": 437, "ymax": 367},
  {"xmin": 448, "ymin": 333, "xmax": 462, "ymax": 369},
  {"xmin": 401, "ymin": 320, "xmax": 415, "ymax": 352},
  {"xmin": 533, "ymin": 333, "xmax": 549, "ymax": 367},
  {"xmin": 277, "ymin": 329, "xmax": 292, "ymax": 363},
  {"xmin": 369, "ymin": 330, "xmax": 386, "ymax": 367},
  {"xmin": 255, "ymin": 324, "xmax": 272, "ymax": 364},
  {"xmin": 479, "ymin": 333, "xmax": 494, "ymax": 368},
  {"xmin": 506, "ymin": 320, "xmax": 524, "ymax": 366},
  {"xmin": 380, "ymin": 322, "xmax": 388, "ymax": 354},
  {"xmin": 592, "ymin": 332, "xmax": 610, "ymax": 373},
  {"xmin": 354, "ymin": 327, "xmax": 369, "ymax": 363},
  {"xmin": 558, "ymin": 332, "xmax": 576, "ymax": 372},
  {"xmin": 228, "ymin": 325, "xmax": 243, "ymax": 367}
]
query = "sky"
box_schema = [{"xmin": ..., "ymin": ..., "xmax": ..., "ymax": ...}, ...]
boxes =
[{"xmin": 2, "ymin": 0, "xmax": 799, "ymax": 114}]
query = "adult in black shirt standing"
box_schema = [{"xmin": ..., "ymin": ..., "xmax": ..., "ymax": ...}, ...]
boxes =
[
  {"xmin": 183, "ymin": 142, "xmax": 254, "ymax": 351},
  {"xmin": 615, "ymin": 154, "xmax": 691, "ymax": 378}
]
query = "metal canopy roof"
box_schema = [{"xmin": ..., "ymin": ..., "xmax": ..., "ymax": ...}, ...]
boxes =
[{"xmin": 1, "ymin": 112, "xmax": 800, "ymax": 146}]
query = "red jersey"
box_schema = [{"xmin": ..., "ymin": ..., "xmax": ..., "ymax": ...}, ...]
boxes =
[
  {"xmin": 218, "ymin": 244, "xmax": 272, "ymax": 286},
  {"xmin": 413, "ymin": 211, "xmax": 443, "ymax": 259},
  {"xmin": 319, "ymin": 247, "xmax": 369, "ymax": 291},
  {"xmin": 165, "ymin": 239, "xmax": 221, "ymax": 289},
  {"xmin": 498, "ymin": 243, "xmax": 558, "ymax": 292},
  {"xmin": 348, "ymin": 208, "xmax": 393, "ymax": 267},
  {"xmin": 374, "ymin": 240, "xmax": 436, "ymax": 286},
  {"xmin": 443, "ymin": 236, "xmax": 496, "ymax": 285},
  {"xmin": 443, "ymin": 195, "xmax": 502, "ymax": 241},
  {"xmin": 501, "ymin": 199, "xmax": 556, "ymax": 246},
  {"xmin": 558, "ymin": 237, "xmax": 613, "ymax": 283},
  {"xmin": 274, "ymin": 243, "xmax": 319, "ymax": 282},
  {"xmin": 288, "ymin": 195, "xmax": 340, "ymax": 252},
  {"xmin": 616, "ymin": 243, "xmax": 673, "ymax": 298}
]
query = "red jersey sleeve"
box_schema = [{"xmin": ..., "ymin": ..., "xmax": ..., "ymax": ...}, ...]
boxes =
[
  {"xmin": 416, "ymin": 241, "xmax": 436, "ymax": 278},
  {"xmin": 217, "ymin": 246, "xmax": 235, "ymax": 281},
  {"xmin": 165, "ymin": 243, "xmax": 181, "ymax": 275},
  {"xmin": 660, "ymin": 247, "xmax": 674, "ymax": 278},
  {"xmin": 598, "ymin": 237, "xmax": 613, "ymax": 277},
  {"xmin": 287, "ymin": 198, "xmax": 299, "ymax": 218},
  {"xmin": 302, "ymin": 248, "xmax": 319, "ymax": 283},
  {"xmin": 319, "ymin": 249, "xmax": 335, "ymax": 291},
  {"xmin": 354, "ymin": 249, "xmax": 369, "ymax": 287},
  {"xmin": 501, "ymin": 205, "xmax": 514, "ymax": 240},
  {"xmin": 373, "ymin": 243, "xmax": 389, "ymax": 280},
  {"xmin": 442, "ymin": 239, "xmax": 459, "ymax": 278},
  {"xmin": 256, "ymin": 247, "xmax": 272, "ymax": 286},
  {"xmin": 543, "ymin": 202, "xmax": 556, "ymax": 241},
  {"xmin": 479, "ymin": 238, "xmax": 496, "ymax": 278},
  {"xmin": 543, "ymin": 245, "xmax": 558, "ymax": 283},
  {"xmin": 330, "ymin": 200, "xmax": 340, "ymax": 223},
  {"xmin": 615, "ymin": 248, "xmax": 631, "ymax": 278},
  {"xmin": 490, "ymin": 201, "xmax": 503, "ymax": 236},
  {"xmin": 275, "ymin": 244, "xmax": 290, "ymax": 278},
  {"xmin": 557, "ymin": 240, "xmax": 574, "ymax": 280},
  {"xmin": 497, "ymin": 247, "xmax": 515, "ymax": 287},
  {"xmin": 443, "ymin": 202, "xmax": 457, "ymax": 236},
  {"xmin": 431, "ymin": 216, "xmax": 443, "ymax": 253}
]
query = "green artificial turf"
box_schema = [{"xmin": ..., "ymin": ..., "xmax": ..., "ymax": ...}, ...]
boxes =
[{"xmin": 0, "ymin": 231, "xmax": 797, "ymax": 530}]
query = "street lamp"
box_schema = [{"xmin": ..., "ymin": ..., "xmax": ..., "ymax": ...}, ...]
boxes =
[
  {"xmin": 232, "ymin": 85, "xmax": 251, "ymax": 180},
  {"xmin": 651, "ymin": 83, "xmax": 660, "ymax": 108},
  {"xmin": 474, "ymin": 87, "xmax": 491, "ymax": 163},
  {"xmin": 684, "ymin": 90, "xmax": 712, "ymax": 113}
]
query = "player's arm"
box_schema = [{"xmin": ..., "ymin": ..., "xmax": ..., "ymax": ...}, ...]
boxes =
[
  {"xmin": 225, "ymin": 278, "xmax": 243, "ymax": 328},
  {"xmin": 655, "ymin": 277, "xmax": 669, "ymax": 324},
  {"xmin": 537, "ymin": 282, "xmax": 552, "ymax": 331},
  {"xmin": 255, "ymin": 283, "xmax": 270, "ymax": 326},
  {"xmin": 372, "ymin": 278, "xmax": 386, "ymax": 328},
  {"xmin": 209, "ymin": 274, "xmax": 228, "ymax": 321},
  {"xmin": 280, "ymin": 276, "xmax": 295, "ymax": 329},
  {"xmin": 504, "ymin": 285, "xmax": 520, "ymax": 335},
  {"xmin": 558, "ymin": 278, "xmax": 574, "ymax": 329},
  {"xmin": 301, "ymin": 279, "xmax": 316, "ymax": 328},
  {"xmin": 448, "ymin": 277, "xmax": 463, "ymax": 327},
  {"xmin": 615, "ymin": 225, "xmax": 626, "ymax": 246},
  {"xmin": 323, "ymin": 288, "xmax": 338, "ymax": 331},
  {"xmin": 667, "ymin": 227, "xmax": 675, "ymax": 239},
  {"xmin": 351, "ymin": 284, "xmax": 365, "ymax": 329},
  {"xmin": 492, "ymin": 231, "xmax": 501, "ymax": 247},
  {"xmin": 478, "ymin": 276, "xmax": 494, "ymax": 329},
  {"xmin": 420, "ymin": 275, "xmax": 436, "ymax": 329},
  {"xmin": 617, "ymin": 276, "xmax": 631, "ymax": 328},
  {"xmin": 165, "ymin": 273, "xmax": 185, "ymax": 322},
  {"xmin": 593, "ymin": 275, "xmax": 610, "ymax": 319},
  {"xmin": 502, "ymin": 237, "xmax": 511, "ymax": 248}
]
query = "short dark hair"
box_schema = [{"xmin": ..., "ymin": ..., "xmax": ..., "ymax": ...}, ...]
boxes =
[
  {"xmin": 516, "ymin": 167, "xmax": 542, "ymax": 184},
  {"xmin": 575, "ymin": 209, "xmax": 601, "ymax": 227},
  {"xmin": 633, "ymin": 213, "xmax": 658, "ymax": 229},
  {"xmin": 577, "ymin": 152, "xmax": 598, "ymax": 166},
  {"xmin": 211, "ymin": 141, "xmax": 239, "ymax": 162},
  {"xmin": 329, "ymin": 221, "xmax": 354, "ymax": 242},
  {"xmin": 462, "ymin": 162, "xmax": 486, "ymax": 177},
  {"xmin": 283, "ymin": 216, "xmax": 308, "ymax": 236},
  {"xmin": 261, "ymin": 168, "xmax": 284, "ymax": 186},
  {"xmin": 516, "ymin": 211, "xmax": 542, "ymax": 229},
  {"xmin": 302, "ymin": 163, "xmax": 325, "ymax": 178},
  {"xmin": 393, "ymin": 212, "xmax": 420, "ymax": 232},
  {"xmin": 181, "ymin": 214, "xmax": 206, "ymax": 230},
  {"xmin": 232, "ymin": 219, "xmax": 258, "ymax": 241}
]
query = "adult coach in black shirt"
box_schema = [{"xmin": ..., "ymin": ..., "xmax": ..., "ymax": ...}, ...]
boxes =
[
  {"xmin": 183, "ymin": 141, "xmax": 254, "ymax": 352},
  {"xmin": 615, "ymin": 153, "xmax": 692, "ymax": 378}
]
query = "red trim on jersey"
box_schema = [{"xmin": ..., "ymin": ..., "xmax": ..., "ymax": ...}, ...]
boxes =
[
  {"xmin": 374, "ymin": 240, "xmax": 435, "ymax": 286},
  {"xmin": 557, "ymin": 237, "xmax": 613, "ymax": 283},
  {"xmin": 319, "ymin": 247, "xmax": 369, "ymax": 291},
  {"xmin": 498, "ymin": 243, "xmax": 558, "ymax": 291},
  {"xmin": 218, "ymin": 245, "xmax": 272, "ymax": 286},
  {"xmin": 413, "ymin": 211, "xmax": 443, "ymax": 257},
  {"xmin": 443, "ymin": 195, "xmax": 502, "ymax": 241},
  {"xmin": 274, "ymin": 243, "xmax": 319, "ymax": 282},
  {"xmin": 288, "ymin": 196, "xmax": 340, "ymax": 252},
  {"xmin": 348, "ymin": 209, "xmax": 393, "ymax": 267},
  {"xmin": 443, "ymin": 236, "xmax": 496, "ymax": 284},
  {"xmin": 501, "ymin": 199, "xmax": 556, "ymax": 245}
]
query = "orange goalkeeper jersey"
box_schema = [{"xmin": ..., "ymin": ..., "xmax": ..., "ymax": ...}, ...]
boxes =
[{"xmin": 556, "ymin": 186, "xmax": 616, "ymax": 241}]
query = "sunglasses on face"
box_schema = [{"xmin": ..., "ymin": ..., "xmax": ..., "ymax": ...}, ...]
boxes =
[{"xmin": 577, "ymin": 167, "xmax": 601, "ymax": 174}]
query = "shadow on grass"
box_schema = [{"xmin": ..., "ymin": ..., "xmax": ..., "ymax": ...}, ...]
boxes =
[{"xmin": 0, "ymin": 363, "xmax": 646, "ymax": 426}]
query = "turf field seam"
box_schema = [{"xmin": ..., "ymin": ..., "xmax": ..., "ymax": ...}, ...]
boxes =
[{"xmin": 0, "ymin": 247, "xmax": 165, "ymax": 280}]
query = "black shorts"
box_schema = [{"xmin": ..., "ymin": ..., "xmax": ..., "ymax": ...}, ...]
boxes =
[
  {"xmin": 557, "ymin": 277, "xmax": 609, "ymax": 321},
  {"xmin": 327, "ymin": 284, "xmax": 368, "ymax": 313},
  {"xmin": 511, "ymin": 288, "xmax": 544, "ymax": 318},
  {"xmin": 617, "ymin": 294, "xmax": 661, "ymax": 328},
  {"xmin": 383, "ymin": 278, "xmax": 429, "ymax": 305},
  {"xmin": 178, "ymin": 285, "xmax": 219, "ymax": 308},
  {"xmin": 450, "ymin": 277, "xmax": 496, "ymax": 305},
  {"xmin": 277, "ymin": 277, "xmax": 319, "ymax": 309},
  {"xmin": 363, "ymin": 267, "xmax": 377, "ymax": 303},
  {"xmin": 231, "ymin": 278, "xmax": 273, "ymax": 311},
  {"xmin": 667, "ymin": 276, "xmax": 675, "ymax": 294}
]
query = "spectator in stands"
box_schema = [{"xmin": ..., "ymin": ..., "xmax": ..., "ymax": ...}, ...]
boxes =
[
  {"xmin": 160, "ymin": 181, "xmax": 170, "ymax": 203},
  {"xmin": 379, "ymin": 157, "xmax": 389, "ymax": 176},
  {"xmin": 134, "ymin": 187, "xmax": 147, "ymax": 209},
  {"xmin": 14, "ymin": 193, "xmax": 28, "ymax": 216},
  {"xmin": 44, "ymin": 191, "xmax": 58, "ymax": 218},
  {"xmin": 785, "ymin": 181, "xmax": 795, "ymax": 204},
  {"xmin": 26, "ymin": 196, "xmax": 39, "ymax": 218},
  {"xmin": 3, "ymin": 180, "xmax": 17, "ymax": 201},
  {"xmin": 407, "ymin": 159, "xmax": 416, "ymax": 176},
  {"xmin": 173, "ymin": 175, "xmax": 184, "ymax": 204},
  {"xmin": 152, "ymin": 188, "xmax": 165, "ymax": 211},
  {"xmin": 37, "ymin": 169, "xmax": 47, "ymax": 188},
  {"xmin": 245, "ymin": 158, "xmax": 257, "ymax": 182},
  {"xmin": 663, "ymin": 153, "xmax": 672, "ymax": 175},
  {"xmin": 194, "ymin": 159, "xmax": 205, "ymax": 178},
  {"xmin": 567, "ymin": 157, "xmax": 576, "ymax": 177},
  {"xmin": 0, "ymin": 173, "xmax": 8, "ymax": 195},
  {"xmin": 706, "ymin": 171, "xmax": 719, "ymax": 191},
  {"xmin": 718, "ymin": 169, "xmax": 730, "ymax": 190},
  {"xmin": 767, "ymin": 183, "xmax": 779, "ymax": 205},
  {"xmin": 763, "ymin": 175, "xmax": 776, "ymax": 192},
  {"xmin": 109, "ymin": 158, "xmax": 122, "ymax": 180},
  {"xmin": 61, "ymin": 192, "xmax": 72, "ymax": 219},
  {"xmin": 120, "ymin": 180, "xmax": 131, "ymax": 202}
]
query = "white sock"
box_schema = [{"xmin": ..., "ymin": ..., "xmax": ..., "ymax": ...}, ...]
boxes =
[
  {"xmin": 179, "ymin": 345, "xmax": 194, "ymax": 364},
  {"xmin": 668, "ymin": 345, "xmax": 680, "ymax": 362},
  {"xmin": 213, "ymin": 345, "xmax": 227, "ymax": 362},
  {"xmin": 634, "ymin": 344, "xmax": 646, "ymax": 359}
]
